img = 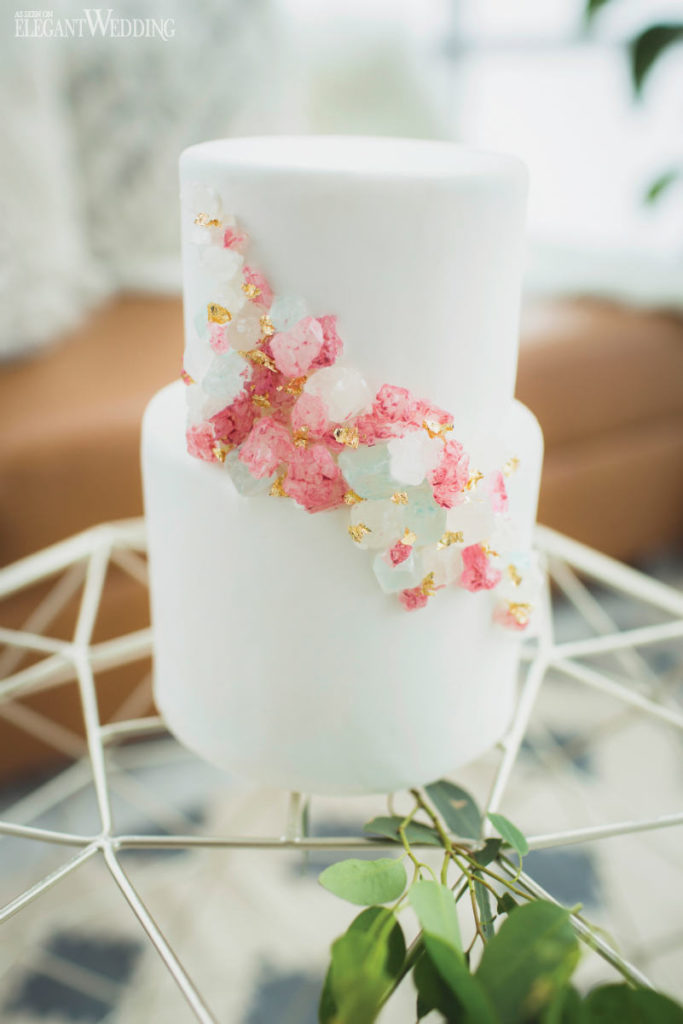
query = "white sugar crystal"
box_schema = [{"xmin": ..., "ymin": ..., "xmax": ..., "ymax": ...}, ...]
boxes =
[
  {"xmin": 305, "ymin": 366, "xmax": 371, "ymax": 422},
  {"xmin": 185, "ymin": 383, "xmax": 228, "ymax": 426},
  {"xmin": 184, "ymin": 329, "xmax": 214, "ymax": 382},
  {"xmin": 269, "ymin": 295, "xmax": 308, "ymax": 332},
  {"xmin": 497, "ymin": 551, "xmax": 544, "ymax": 603},
  {"xmin": 421, "ymin": 544, "xmax": 463, "ymax": 587},
  {"xmin": 225, "ymin": 305, "xmax": 263, "ymax": 350},
  {"xmin": 225, "ymin": 451, "xmax": 276, "ymax": 497},
  {"xmin": 201, "ymin": 351, "xmax": 246, "ymax": 405},
  {"xmin": 181, "ymin": 182, "xmax": 223, "ymax": 221},
  {"xmin": 446, "ymin": 499, "xmax": 495, "ymax": 545},
  {"xmin": 211, "ymin": 278, "xmax": 247, "ymax": 316},
  {"xmin": 349, "ymin": 500, "xmax": 404, "ymax": 550},
  {"xmin": 338, "ymin": 445, "xmax": 397, "ymax": 500},
  {"xmin": 372, "ymin": 550, "xmax": 423, "ymax": 594},
  {"xmin": 199, "ymin": 245, "xmax": 244, "ymax": 282},
  {"xmin": 401, "ymin": 483, "xmax": 447, "ymax": 545},
  {"xmin": 388, "ymin": 431, "xmax": 442, "ymax": 486}
]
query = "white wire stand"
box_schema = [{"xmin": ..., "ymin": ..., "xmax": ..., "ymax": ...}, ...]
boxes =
[{"xmin": 0, "ymin": 519, "xmax": 682, "ymax": 1023}]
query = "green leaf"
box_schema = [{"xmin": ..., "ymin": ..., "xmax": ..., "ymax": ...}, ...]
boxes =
[
  {"xmin": 488, "ymin": 812, "xmax": 529, "ymax": 857},
  {"xmin": 363, "ymin": 815, "xmax": 442, "ymax": 847},
  {"xmin": 409, "ymin": 880, "xmax": 463, "ymax": 961},
  {"xmin": 410, "ymin": 880, "xmax": 497, "ymax": 1023},
  {"xmin": 472, "ymin": 837, "xmax": 502, "ymax": 867},
  {"xmin": 474, "ymin": 876, "xmax": 495, "ymax": 941},
  {"xmin": 543, "ymin": 985, "xmax": 586, "ymax": 1024},
  {"xmin": 645, "ymin": 168, "xmax": 682, "ymax": 204},
  {"xmin": 630, "ymin": 25, "xmax": 683, "ymax": 95},
  {"xmin": 584, "ymin": 984, "xmax": 683, "ymax": 1023},
  {"xmin": 496, "ymin": 891, "xmax": 519, "ymax": 916},
  {"xmin": 319, "ymin": 857, "xmax": 407, "ymax": 906},
  {"xmin": 425, "ymin": 780, "xmax": 482, "ymax": 839},
  {"xmin": 476, "ymin": 900, "xmax": 580, "ymax": 1024},
  {"xmin": 414, "ymin": 952, "xmax": 461, "ymax": 1021},
  {"xmin": 584, "ymin": 0, "xmax": 613, "ymax": 23},
  {"xmin": 320, "ymin": 906, "xmax": 406, "ymax": 1024}
]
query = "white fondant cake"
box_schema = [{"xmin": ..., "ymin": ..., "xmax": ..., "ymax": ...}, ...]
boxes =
[{"xmin": 142, "ymin": 136, "xmax": 543, "ymax": 795}]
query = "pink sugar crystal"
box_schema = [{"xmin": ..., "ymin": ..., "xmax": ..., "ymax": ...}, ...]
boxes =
[
  {"xmin": 291, "ymin": 393, "xmax": 328, "ymax": 438},
  {"xmin": 186, "ymin": 423, "xmax": 216, "ymax": 462},
  {"xmin": 223, "ymin": 227, "xmax": 249, "ymax": 253},
  {"xmin": 271, "ymin": 317, "xmax": 325, "ymax": 378},
  {"xmin": 460, "ymin": 544, "xmax": 502, "ymax": 592},
  {"xmin": 415, "ymin": 398, "xmax": 453, "ymax": 426},
  {"xmin": 486, "ymin": 470, "xmax": 509, "ymax": 514},
  {"xmin": 210, "ymin": 391, "xmax": 256, "ymax": 448},
  {"xmin": 243, "ymin": 266, "xmax": 273, "ymax": 309},
  {"xmin": 311, "ymin": 315, "xmax": 343, "ymax": 369},
  {"xmin": 283, "ymin": 443, "xmax": 347, "ymax": 512},
  {"xmin": 239, "ymin": 418, "xmax": 293, "ymax": 478},
  {"xmin": 429, "ymin": 439, "xmax": 470, "ymax": 508},
  {"xmin": 208, "ymin": 321, "xmax": 230, "ymax": 354},
  {"xmin": 399, "ymin": 586, "xmax": 429, "ymax": 611},
  {"xmin": 494, "ymin": 603, "xmax": 530, "ymax": 632},
  {"xmin": 355, "ymin": 384, "xmax": 421, "ymax": 444},
  {"xmin": 388, "ymin": 540, "xmax": 412, "ymax": 566}
]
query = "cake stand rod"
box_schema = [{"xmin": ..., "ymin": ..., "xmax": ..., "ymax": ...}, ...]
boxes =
[
  {"xmin": 501, "ymin": 859, "xmax": 653, "ymax": 989},
  {"xmin": 103, "ymin": 845, "xmax": 219, "ymax": 1024}
]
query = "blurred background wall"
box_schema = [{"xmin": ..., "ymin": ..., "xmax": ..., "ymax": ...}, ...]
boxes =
[{"xmin": 2, "ymin": 0, "xmax": 682, "ymax": 359}]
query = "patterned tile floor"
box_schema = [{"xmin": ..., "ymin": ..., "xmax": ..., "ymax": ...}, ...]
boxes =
[{"xmin": 0, "ymin": 552, "xmax": 681, "ymax": 1023}]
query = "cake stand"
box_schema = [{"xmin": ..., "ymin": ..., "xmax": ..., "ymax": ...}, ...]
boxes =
[{"xmin": 0, "ymin": 519, "xmax": 682, "ymax": 1023}]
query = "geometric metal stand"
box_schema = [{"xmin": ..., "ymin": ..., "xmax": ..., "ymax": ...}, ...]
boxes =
[{"xmin": 1, "ymin": 519, "xmax": 682, "ymax": 1022}]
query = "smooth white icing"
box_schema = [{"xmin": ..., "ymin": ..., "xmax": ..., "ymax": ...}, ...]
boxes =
[
  {"xmin": 180, "ymin": 136, "xmax": 528, "ymax": 435},
  {"xmin": 143, "ymin": 137, "xmax": 542, "ymax": 794},
  {"xmin": 143, "ymin": 384, "xmax": 542, "ymax": 794}
]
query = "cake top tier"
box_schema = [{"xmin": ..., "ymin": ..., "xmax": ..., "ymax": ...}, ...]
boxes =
[
  {"xmin": 183, "ymin": 135, "xmax": 522, "ymax": 179},
  {"xmin": 180, "ymin": 136, "xmax": 527, "ymax": 435}
]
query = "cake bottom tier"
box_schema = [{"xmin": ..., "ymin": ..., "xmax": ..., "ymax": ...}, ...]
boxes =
[{"xmin": 142, "ymin": 382, "xmax": 543, "ymax": 795}]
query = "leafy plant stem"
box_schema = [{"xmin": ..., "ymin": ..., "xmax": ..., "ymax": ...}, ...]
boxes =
[{"xmin": 396, "ymin": 801, "xmax": 437, "ymax": 882}]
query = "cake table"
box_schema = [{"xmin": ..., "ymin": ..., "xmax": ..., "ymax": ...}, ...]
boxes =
[{"xmin": 0, "ymin": 519, "xmax": 682, "ymax": 1021}]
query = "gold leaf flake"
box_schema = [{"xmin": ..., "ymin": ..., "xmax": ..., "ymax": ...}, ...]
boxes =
[
  {"xmin": 343, "ymin": 489, "xmax": 363, "ymax": 506},
  {"xmin": 348, "ymin": 522, "xmax": 371, "ymax": 543},
  {"xmin": 252, "ymin": 393, "xmax": 271, "ymax": 409},
  {"xmin": 422, "ymin": 419, "xmax": 454, "ymax": 441},
  {"xmin": 241, "ymin": 348, "xmax": 277, "ymax": 373},
  {"xmin": 437, "ymin": 531, "xmax": 464, "ymax": 549},
  {"xmin": 333, "ymin": 425, "xmax": 360, "ymax": 448},
  {"xmin": 242, "ymin": 282, "xmax": 261, "ymax": 300},
  {"xmin": 293, "ymin": 426, "xmax": 310, "ymax": 448},
  {"xmin": 465, "ymin": 470, "xmax": 484, "ymax": 491},
  {"xmin": 507, "ymin": 564, "xmax": 522, "ymax": 587},
  {"xmin": 503, "ymin": 456, "xmax": 520, "ymax": 477},
  {"xmin": 508, "ymin": 602, "xmax": 532, "ymax": 625},
  {"xmin": 481, "ymin": 543, "xmax": 499, "ymax": 558},
  {"xmin": 269, "ymin": 474, "xmax": 287, "ymax": 497},
  {"xmin": 420, "ymin": 572, "xmax": 437, "ymax": 597},
  {"xmin": 391, "ymin": 491, "xmax": 409, "ymax": 505},
  {"xmin": 211, "ymin": 443, "xmax": 230, "ymax": 464},
  {"xmin": 194, "ymin": 213, "xmax": 221, "ymax": 227},
  {"xmin": 400, "ymin": 528, "xmax": 417, "ymax": 546},
  {"xmin": 285, "ymin": 376, "xmax": 307, "ymax": 396},
  {"xmin": 208, "ymin": 303, "xmax": 232, "ymax": 324},
  {"xmin": 259, "ymin": 314, "xmax": 275, "ymax": 338}
]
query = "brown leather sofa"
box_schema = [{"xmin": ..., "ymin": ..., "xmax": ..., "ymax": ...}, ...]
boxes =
[{"xmin": 2, "ymin": 293, "xmax": 682, "ymax": 783}]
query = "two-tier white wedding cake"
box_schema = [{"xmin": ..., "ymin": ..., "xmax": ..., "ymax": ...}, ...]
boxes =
[{"xmin": 142, "ymin": 136, "xmax": 543, "ymax": 795}]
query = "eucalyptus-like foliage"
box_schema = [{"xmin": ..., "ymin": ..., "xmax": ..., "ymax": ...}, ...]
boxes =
[{"xmin": 316, "ymin": 781, "xmax": 683, "ymax": 1024}]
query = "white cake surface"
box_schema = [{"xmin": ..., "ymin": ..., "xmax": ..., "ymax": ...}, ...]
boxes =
[
  {"xmin": 143, "ymin": 136, "xmax": 543, "ymax": 795},
  {"xmin": 180, "ymin": 136, "xmax": 528, "ymax": 435}
]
